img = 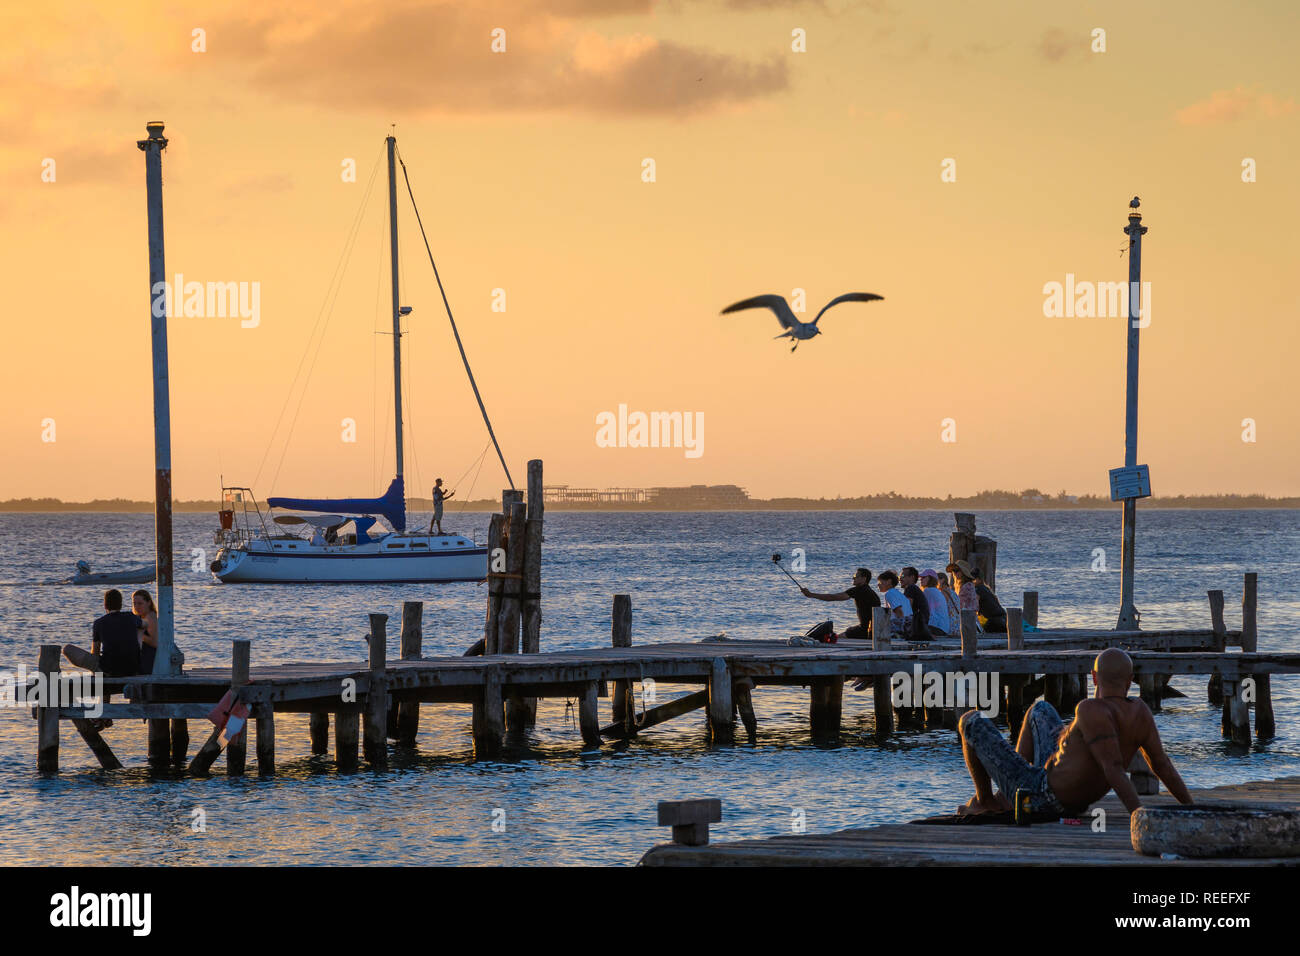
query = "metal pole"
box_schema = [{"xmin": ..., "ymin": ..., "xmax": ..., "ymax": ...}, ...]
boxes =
[
  {"xmin": 386, "ymin": 135, "xmax": 404, "ymax": 483},
  {"xmin": 138, "ymin": 121, "xmax": 180, "ymax": 675},
  {"xmin": 1117, "ymin": 200, "xmax": 1147, "ymax": 631}
]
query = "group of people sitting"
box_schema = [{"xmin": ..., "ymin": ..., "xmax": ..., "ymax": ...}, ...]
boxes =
[{"xmin": 800, "ymin": 558, "xmax": 1007, "ymax": 642}]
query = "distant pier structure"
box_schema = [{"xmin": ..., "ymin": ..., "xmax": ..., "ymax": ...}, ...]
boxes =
[{"xmin": 543, "ymin": 484, "xmax": 749, "ymax": 509}]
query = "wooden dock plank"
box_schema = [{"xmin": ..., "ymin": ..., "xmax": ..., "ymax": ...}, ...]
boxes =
[{"xmin": 640, "ymin": 779, "xmax": 1300, "ymax": 866}]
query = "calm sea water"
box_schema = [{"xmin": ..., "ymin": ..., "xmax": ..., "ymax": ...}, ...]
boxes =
[{"xmin": 1, "ymin": 509, "xmax": 1297, "ymax": 866}]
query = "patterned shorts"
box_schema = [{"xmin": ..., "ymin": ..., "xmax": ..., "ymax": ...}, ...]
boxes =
[{"xmin": 958, "ymin": 700, "xmax": 1067, "ymax": 814}]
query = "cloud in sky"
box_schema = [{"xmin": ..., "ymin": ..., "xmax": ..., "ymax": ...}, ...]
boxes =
[
  {"xmin": 207, "ymin": 1, "xmax": 791, "ymax": 117},
  {"xmin": 1175, "ymin": 85, "xmax": 1297, "ymax": 126}
]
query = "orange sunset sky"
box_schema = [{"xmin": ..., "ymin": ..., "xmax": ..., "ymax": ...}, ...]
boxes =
[{"xmin": 2, "ymin": 0, "xmax": 1298, "ymax": 502}]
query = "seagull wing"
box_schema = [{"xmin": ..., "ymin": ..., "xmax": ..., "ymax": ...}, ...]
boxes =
[
  {"xmin": 721, "ymin": 294, "xmax": 798, "ymax": 330},
  {"xmin": 812, "ymin": 292, "xmax": 884, "ymax": 324}
]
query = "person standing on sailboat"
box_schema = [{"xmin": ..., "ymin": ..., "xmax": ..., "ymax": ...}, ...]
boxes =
[{"xmin": 429, "ymin": 478, "xmax": 455, "ymax": 534}]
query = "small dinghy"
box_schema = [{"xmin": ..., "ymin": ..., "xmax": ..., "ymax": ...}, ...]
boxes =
[{"xmin": 66, "ymin": 560, "xmax": 156, "ymax": 586}]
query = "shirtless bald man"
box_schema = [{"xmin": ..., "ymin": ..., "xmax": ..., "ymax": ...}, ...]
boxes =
[{"xmin": 957, "ymin": 647, "xmax": 1194, "ymax": 817}]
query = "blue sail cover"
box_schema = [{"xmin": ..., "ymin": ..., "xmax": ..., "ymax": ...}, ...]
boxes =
[{"xmin": 268, "ymin": 476, "xmax": 406, "ymax": 532}]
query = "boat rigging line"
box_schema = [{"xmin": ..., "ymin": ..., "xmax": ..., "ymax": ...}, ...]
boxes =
[{"xmin": 396, "ymin": 147, "xmax": 515, "ymax": 491}]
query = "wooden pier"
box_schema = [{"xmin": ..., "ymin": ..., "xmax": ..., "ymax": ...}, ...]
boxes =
[
  {"xmin": 640, "ymin": 778, "xmax": 1300, "ymax": 866},
  {"xmin": 28, "ymin": 573, "xmax": 1296, "ymax": 775}
]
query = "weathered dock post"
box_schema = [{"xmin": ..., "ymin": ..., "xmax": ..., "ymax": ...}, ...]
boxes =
[
  {"xmin": 578, "ymin": 682, "xmax": 602, "ymax": 749},
  {"xmin": 707, "ymin": 658, "xmax": 735, "ymax": 745},
  {"xmin": 1022, "ymin": 591, "xmax": 1039, "ymax": 629},
  {"xmin": 521, "ymin": 459, "xmax": 544, "ymax": 726},
  {"xmin": 309, "ymin": 713, "xmax": 330, "ymax": 755},
  {"xmin": 227, "ymin": 639, "xmax": 250, "ymax": 776},
  {"xmin": 472, "ymin": 664, "xmax": 505, "ymax": 759},
  {"xmin": 657, "ymin": 799, "xmax": 721, "ymax": 846},
  {"xmin": 1115, "ymin": 198, "xmax": 1149, "ymax": 631},
  {"xmin": 137, "ymin": 121, "xmax": 180, "ymax": 681},
  {"xmin": 1244, "ymin": 572, "xmax": 1273, "ymax": 738},
  {"xmin": 170, "ymin": 718, "xmax": 189, "ymax": 767},
  {"xmin": 501, "ymin": 501, "xmax": 530, "ymax": 733},
  {"xmin": 335, "ymin": 709, "xmax": 360, "ymax": 772},
  {"xmin": 1207, "ymin": 589, "xmax": 1226, "ymax": 704},
  {"xmin": 868, "ymin": 606, "xmax": 892, "ymax": 741},
  {"xmin": 1005, "ymin": 608, "xmax": 1026, "ymax": 739},
  {"xmin": 36, "ymin": 645, "xmax": 60, "ymax": 773},
  {"xmin": 611, "ymin": 595, "xmax": 635, "ymax": 737},
  {"xmin": 734, "ymin": 677, "xmax": 758, "ymax": 741},
  {"xmin": 395, "ymin": 601, "xmax": 423, "ymax": 745},
  {"xmin": 256, "ymin": 704, "xmax": 275, "ymax": 776},
  {"xmin": 959, "ymin": 610, "xmax": 979, "ymax": 660},
  {"xmin": 484, "ymin": 512, "xmax": 506, "ymax": 654},
  {"xmin": 147, "ymin": 717, "xmax": 171, "ymax": 769},
  {"xmin": 950, "ymin": 513, "xmax": 976, "ymax": 566},
  {"xmin": 364, "ymin": 613, "xmax": 389, "ymax": 768}
]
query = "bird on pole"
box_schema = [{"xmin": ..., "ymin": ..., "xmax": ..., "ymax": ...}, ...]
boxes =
[{"xmin": 721, "ymin": 291, "xmax": 883, "ymax": 351}]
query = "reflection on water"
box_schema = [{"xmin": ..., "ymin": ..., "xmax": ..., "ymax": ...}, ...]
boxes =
[{"xmin": 1, "ymin": 510, "xmax": 1297, "ymax": 864}]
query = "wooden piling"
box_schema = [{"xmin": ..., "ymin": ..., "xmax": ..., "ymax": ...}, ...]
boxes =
[
  {"xmin": 734, "ymin": 677, "xmax": 758, "ymax": 740},
  {"xmin": 170, "ymin": 719, "xmax": 189, "ymax": 766},
  {"xmin": 1242, "ymin": 572, "xmax": 1273, "ymax": 738},
  {"xmin": 1226, "ymin": 679, "xmax": 1251, "ymax": 748},
  {"xmin": 971, "ymin": 535, "xmax": 998, "ymax": 591},
  {"xmin": 870, "ymin": 606, "xmax": 893, "ymax": 741},
  {"xmin": 949, "ymin": 513, "xmax": 976, "ymax": 567},
  {"xmin": 72, "ymin": 718, "xmax": 122, "ymax": 770},
  {"xmin": 707, "ymin": 658, "xmax": 735, "ymax": 745},
  {"xmin": 1022, "ymin": 591, "xmax": 1039, "ymax": 629},
  {"xmin": 1005, "ymin": 608, "xmax": 1026, "ymax": 739},
  {"xmin": 309, "ymin": 712, "xmax": 329, "ymax": 754},
  {"xmin": 522, "ymin": 463, "xmax": 544, "ymax": 724},
  {"xmin": 578, "ymin": 681, "xmax": 601, "ymax": 748},
  {"xmin": 147, "ymin": 717, "xmax": 171, "ymax": 769},
  {"xmin": 335, "ymin": 710, "xmax": 360, "ymax": 771},
  {"xmin": 226, "ymin": 639, "xmax": 250, "ymax": 776},
  {"xmin": 472, "ymin": 664, "xmax": 504, "ymax": 759},
  {"xmin": 1206, "ymin": 589, "xmax": 1226, "ymax": 703},
  {"xmin": 959, "ymin": 610, "xmax": 979, "ymax": 659},
  {"xmin": 497, "ymin": 502, "xmax": 526, "ymax": 656},
  {"xmin": 611, "ymin": 594, "xmax": 635, "ymax": 737},
  {"xmin": 396, "ymin": 601, "xmax": 423, "ymax": 745},
  {"xmin": 256, "ymin": 709, "xmax": 275, "ymax": 775},
  {"xmin": 484, "ymin": 512, "xmax": 505, "ymax": 654},
  {"xmin": 364, "ymin": 613, "xmax": 388, "ymax": 767}
]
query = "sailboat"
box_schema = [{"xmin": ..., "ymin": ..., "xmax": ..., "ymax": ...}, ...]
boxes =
[{"xmin": 209, "ymin": 135, "xmax": 491, "ymax": 584}]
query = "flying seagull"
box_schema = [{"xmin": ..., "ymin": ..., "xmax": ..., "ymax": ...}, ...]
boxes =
[{"xmin": 721, "ymin": 292, "xmax": 884, "ymax": 351}]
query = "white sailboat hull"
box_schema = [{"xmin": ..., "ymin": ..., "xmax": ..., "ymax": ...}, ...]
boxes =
[{"xmin": 212, "ymin": 534, "xmax": 487, "ymax": 583}]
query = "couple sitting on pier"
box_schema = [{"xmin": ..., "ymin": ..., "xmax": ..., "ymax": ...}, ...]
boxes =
[
  {"xmin": 957, "ymin": 648, "xmax": 1194, "ymax": 818},
  {"xmin": 62, "ymin": 589, "xmax": 161, "ymax": 727}
]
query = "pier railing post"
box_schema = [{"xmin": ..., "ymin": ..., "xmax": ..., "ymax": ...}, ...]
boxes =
[
  {"xmin": 959, "ymin": 610, "xmax": 979, "ymax": 660},
  {"xmin": 364, "ymin": 614, "xmax": 389, "ymax": 767},
  {"xmin": 707, "ymin": 658, "xmax": 735, "ymax": 745},
  {"xmin": 395, "ymin": 601, "xmax": 423, "ymax": 745},
  {"xmin": 611, "ymin": 595, "xmax": 634, "ymax": 736},
  {"xmin": 36, "ymin": 645, "xmax": 61, "ymax": 774},
  {"xmin": 226, "ymin": 639, "xmax": 250, "ymax": 776}
]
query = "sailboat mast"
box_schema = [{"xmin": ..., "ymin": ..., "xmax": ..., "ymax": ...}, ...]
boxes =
[{"xmin": 386, "ymin": 134, "xmax": 404, "ymax": 481}]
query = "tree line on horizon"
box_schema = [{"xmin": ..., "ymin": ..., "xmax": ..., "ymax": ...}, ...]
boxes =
[{"xmin": 3, "ymin": 489, "xmax": 1299, "ymax": 512}]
